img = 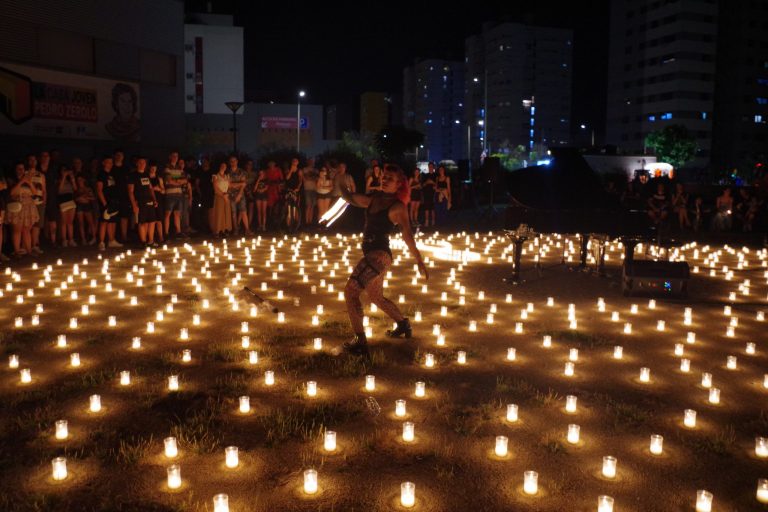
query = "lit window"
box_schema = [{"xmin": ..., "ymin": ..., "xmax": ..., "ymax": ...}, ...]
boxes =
[
  {"xmin": 499, "ymin": 45, "xmax": 504, "ymax": 51},
  {"xmin": 531, "ymin": 106, "xmax": 536, "ymax": 115},
  {"xmin": 529, "ymin": 129, "xmax": 534, "ymax": 137},
  {"xmin": 757, "ymin": 97, "xmax": 768, "ymax": 105},
  {"xmin": 701, "ymin": 112, "xmax": 707, "ymax": 119},
  {"xmin": 530, "ymin": 118, "xmax": 535, "ymax": 126},
  {"xmin": 661, "ymin": 112, "xmax": 673, "ymax": 120},
  {"xmin": 756, "ymin": 115, "xmax": 764, "ymax": 123},
  {"xmin": 648, "ymin": 115, "xmax": 656, "ymax": 122}
]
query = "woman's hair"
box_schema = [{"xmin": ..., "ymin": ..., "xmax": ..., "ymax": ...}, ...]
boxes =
[{"xmin": 384, "ymin": 164, "xmax": 410, "ymax": 204}]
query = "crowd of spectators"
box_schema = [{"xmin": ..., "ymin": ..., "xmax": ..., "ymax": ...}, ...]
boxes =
[{"xmin": 0, "ymin": 150, "xmax": 457, "ymax": 260}]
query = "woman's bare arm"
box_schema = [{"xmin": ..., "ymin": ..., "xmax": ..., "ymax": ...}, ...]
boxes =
[{"xmin": 340, "ymin": 185, "xmax": 371, "ymax": 208}]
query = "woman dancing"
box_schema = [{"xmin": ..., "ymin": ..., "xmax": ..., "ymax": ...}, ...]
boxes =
[{"xmin": 340, "ymin": 164, "xmax": 428, "ymax": 356}]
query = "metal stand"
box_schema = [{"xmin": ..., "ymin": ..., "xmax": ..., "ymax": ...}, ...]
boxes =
[{"xmin": 503, "ymin": 226, "xmax": 535, "ymax": 284}]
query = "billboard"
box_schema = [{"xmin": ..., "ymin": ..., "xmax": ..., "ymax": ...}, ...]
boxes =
[
  {"xmin": 260, "ymin": 116, "xmax": 310, "ymax": 130},
  {"xmin": 0, "ymin": 62, "xmax": 141, "ymax": 142}
]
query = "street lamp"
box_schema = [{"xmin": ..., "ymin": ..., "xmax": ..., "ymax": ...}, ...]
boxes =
[
  {"xmin": 225, "ymin": 101, "xmax": 244, "ymax": 154},
  {"xmin": 297, "ymin": 90, "xmax": 306, "ymax": 153},
  {"xmin": 580, "ymin": 123, "xmax": 595, "ymax": 146}
]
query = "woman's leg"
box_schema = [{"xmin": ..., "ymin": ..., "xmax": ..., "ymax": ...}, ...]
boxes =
[
  {"xmin": 77, "ymin": 212, "xmax": 86, "ymax": 244},
  {"xmin": 345, "ymin": 251, "xmax": 404, "ymax": 331},
  {"xmin": 22, "ymin": 226, "xmax": 32, "ymax": 253},
  {"xmin": 12, "ymin": 224, "xmax": 22, "ymax": 254}
]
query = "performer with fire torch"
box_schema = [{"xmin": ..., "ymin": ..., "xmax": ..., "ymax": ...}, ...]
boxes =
[{"xmin": 332, "ymin": 163, "xmax": 428, "ymax": 356}]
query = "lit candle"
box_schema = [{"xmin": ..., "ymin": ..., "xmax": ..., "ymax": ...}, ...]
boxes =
[
  {"xmin": 70, "ymin": 353, "xmax": 81, "ymax": 367},
  {"xmin": 701, "ymin": 373, "xmax": 712, "ymax": 388},
  {"xmin": 69, "ymin": 318, "xmax": 77, "ymax": 329},
  {"xmin": 241, "ymin": 336, "xmax": 250, "ymax": 349},
  {"xmin": 566, "ymin": 395, "xmax": 577, "ymax": 413},
  {"xmin": 639, "ymin": 367, "xmax": 650, "ymax": 383},
  {"xmin": 303, "ymin": 468, "xmax": 318, "ymax": 494},
  {"xmin": 709, "ymin": 388, "xmax": 720, "ymax": 404},
  {"xmin": 623, "ymin": 323, "xmax": 632, "ymax": 334},
  {"xmin": 265, "ymin": 371, "xmax": 275, "ymax": 386},
  {"xmin": 630, "ymin": 304, "xmax": 638, "ymax": 314},
  {"xmin": 225, "ymin": 446, "xmax": 238, "ymax": 468},
  {"xmin": 9, "ymin": 355, "xmax": 19, "ymax": 369},
  {"xmin": 613, "ymin": 346, "xmax": 623, "ymax": 359},
  {"xmin": 756, "ymin": 437, "xmax": 768, "ymax": 458},
  {"xmin": 675, "ymin": 344, "xmax": 684, "ymax": 356},
  {"xmin": 684, "ymin": 409, "xmax": 697, "ymax": 428},
  {"xmin": 523, "ymin": 471, "xmax": 538, "ymax": 495},
  {"xmin": 20, "ymin": 368, "xmax": 32, "ymax": 383},
  {"xmin": 567, "ymin": 424, "xmax": 580, "ymax": 444},
  {"xmin": 415, "ymin": 381, "xmax": 425, "ymax": 398},
  {"xmin": 757, "ymin": 479, "xmax": 768, "ymax": 503},
  {"xmin": 436, "ymin": 334, "xmax": 445, "ymax": 346},
  {"xmin": 657, "ymin": 320, "xmax": 665, "ymax": 331},
  {"xmin": 687, "ymin": 332, "xmax": 696, "ymax": 344},
  {"xmin": 650, "ymin": 434, "xmax": 663, "ymax": 455},
  {"xmin": 648, "ymin": 299, "xmax": 656, "ymax": 309},
  {"xmin": 747, "ymin": 342, "xmax": 756, "ymax": 355},
  {"xmin": 396, "ymin": 399, "xmax": 407, "ymax": 417},
  {"xmin": 507, "ymin": 347, "xmax": 517, "ymax": 361},
  {"xmin": 680, "ymin": 359, "xmax": 691, "ymax": 373},
  {"xmin": 52, "ymin": 456, "xmax": 67, "ymax": 481},
  {"xmin": 507, "ymin": 404, "xmax": 518, "ymax": 422},
  {"xmin": 402, "ymin": 422, "xmax": 415, "ymax": 442},
  {"xmin": 120, "ymin": 371, "xmax": 130, "ymax": 386},
  {"xmin": 543, "ymin": 335, "xmax": 552, "ymax": 348},
  {"xmin": 365, "ymin": 375, "xmax": 375, "ymax": 391},
  {"xmin": 213, "ymin": 494, "xmax": 229, "ymax": 512},
  {"xmin": 108, "ymin": 315, "xmax": 116, "ymax": 327},
  {"xmin": 132, "ymin": 337, "xmax": 141, "ymax": 350},
  {"xmin": 239, "ymin": 396, "xmax": 250, "ymax": 413},
  {"xmin": 248, "ymin": 351, "xmax": 258, "ymax": 364},
  {"xmin": 401, "ymin": 482, "xmax": 416, "ymax": 508},
  {"xmin": 167, "ymin": 464, "xmax": 181, "ymax": 489},
  {"xmin": 182, "ymin": 350, "xmax": 191, "ymax": 363},
  {"xmin": 55, "ymin": 420, "xmax": 68, "ymax": 440},
  {"xmin": 324, "ymin": 430, "xmax": 336, "ymax": 452},
  {"xmin": 278, "ymin": 312, "xmax": 285, "ymax": 322},
  {"xmin": 425, "ymin": 353, "xmax": 435, "ymax": 368},
  {"xmin": 457, "ymin": 351, "xmax": 467, "ymax": 364},
  {"xmin": 569, "ymin": 348, "xmax": 579, "ymax": 362},
  {"xmin": 495, "ymin": 435, "xmax": 509, "ymax": 457},
  {"xmin": 726, "ymin": 356, "xmax": 737, "ymax": 369},
  {"xmin": 564, "ymin": 362, "xmax": 574, "ymax": 376},
  {"xmin": 164, "ymin": 437, "xmax": 178, "ymax": 458},
  {"xmin": 602, "ymin": 456, "xmax": 617, "ymax": 479},
  {"xmin": 611, "ymin": 311, "xmax": 619, "ymax": 322},
  {"xmin": 306, "ymin": 381, "xmax": 317, "ymax": 397},
  {"xmin": 168, "ymin": 375, "xmax": 179, "ymax": 391},
  {"xmin": 696, "ymin": 490, "xmax": 713, "ymax": 512},
  {"xmin": 469, "ymin": 320, "xmax": 477, "ymax": 332},
  {"xmin": 415, "ymin": 311, "xmax": 422, "ymax": 322},
  {"xmin": 179, "ymin": 328, "xmax": 188, "ymax": 340},
  {"xmin": 89, "ymin": 394, "xmax": 101, "ymax": 412},
  {"xmin": 598, "ymin": 495, "xmax": 614, "ymax": 512},
  {"xmin": 147, "ymin": 322, "xmax": 154, "ymax": 333}
]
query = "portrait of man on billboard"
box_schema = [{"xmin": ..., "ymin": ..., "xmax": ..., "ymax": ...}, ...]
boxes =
[{"xmin": 105, "ymin": 82, "xmax": 140, "ymax": 142}]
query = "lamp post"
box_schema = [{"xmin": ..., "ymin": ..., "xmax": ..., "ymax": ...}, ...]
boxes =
[
  {"xmin": 297, "ymin": 90, "xmax": 306, "ymax": 152},
  {"xmin": 580, "ymin": 123, "xmax": 595, "ymax": 147},
  {"xmin": 225, "ymin": 101, "xmax": 244, "ymax": 154}
]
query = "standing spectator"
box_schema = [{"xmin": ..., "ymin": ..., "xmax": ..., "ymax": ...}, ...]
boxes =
[
  {"xmin": 197, "ymin": 157, "xmax": 214, "ymax": 232},
  {"xmin": 7, "ymin": 162, "xmax": 39, "ymax": 257},
  {"xmin": 265, "ymin": 160, "xmax": 284, "ymax": 229},
  {"xmin": 243, "ymin": 159, "xmax": 257, "ymax": 231},
  {"xmin": 178, "ymin": 157, "xmax": 193, "ymax": 236},
  {"xmin": 148, "ymin": 162, "xmax": 165, "ymax": 244},
  {"xmin": 57, "ymin": 165, "xmax": 78, "ymax": 247},
  {"xmin": 671, "ymin": 183, "xmax": 690, "ymax": 231},
  {"xmin": 316, "ymin": 166, "xmax": 333, "ymax": 221},
  {"xmin": 163, "ymin": 151, "xmax": 186, "ymax": 238},
  {"xmin": 366, "ymin": 164, "xmax": 383, "ymax": 195},
  {"xmin": 0, "ymin": 168, "xmax": 8, "ymax": 261},
  {"xmin": 434, "ymin": 165, "xmax": 451, "ymax": 225},
  {"xmin": 333, "ymin": 162, "xmax": 355, "ymax": 200},
  {"xmin": 253, "ymin": 168, "xmax": 269, "ymax": 232},
  {"xmin": 408, "ymin": 167, "xmax": 422, "ymax": 225},
  {"xmin": 302, "ymin": 157, "xmax": 318, "ymax": 226},
  {"xmin": 211, "ymin": 162, "xmax": 232, "ymax": 236},
  {"xmin": 25, "ymin": 154, "xmax": 46, "ymax": 254},
  {"xmin": 421, "ymin": 163, "xmax": 436, "ymax": 228},
  {"xmin": 712, "ymin": 188, "xmax": 734, "ymax": 231},
  {"xmin": 735, "ymin": 187, "xmax": 759, "ymax": 232},
  {"xmin": 74, "ymin": 165, "xmax": 97, "ymax": 246},
  {"xmin": 647, "ymin": 182, "xmax": 670, "ymax": 227},
  {"xmin": 227, "ymin": 155, "xmax": 249, "ymax": 234},
  {"xmin": 96, "ymin": 156, "xmax": 122, "ymax": 250},
  {"xmin": 40, "ymin": 150, "xmax": 60, "ymax": 247},
  {"xmin": 284, "ymin": 157, "xmax": 303, "ymax": 231},
  {"xmin": 112, "ymin": 150, "xmax": 132, "ymax": 243},
  {"xmin": 127, "ymin": 157, "xmax": 158, "ymax": 247}
]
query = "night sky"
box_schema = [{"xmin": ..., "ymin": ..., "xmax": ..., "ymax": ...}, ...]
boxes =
[{"xmin": 186, "ymin": 0, "xmax": 610, "ymax": 138}]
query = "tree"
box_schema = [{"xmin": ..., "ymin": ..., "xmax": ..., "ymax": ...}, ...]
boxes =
[
  {"xmin": 491, "ymin": 144, "xmax": 528, "ymax": 171},
  {"xmin": 375, "ymin": 125, "xmax": 424, "ymax": 165},
  {"xmin": 337, "ymin": 131, "xmax": 379, "ymax": 163},
  {"xmin": 644, "ymin": 124, "xmax": 698, "ymax": 169}
]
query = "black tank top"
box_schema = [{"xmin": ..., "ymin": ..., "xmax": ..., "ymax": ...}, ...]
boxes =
[{"xmin": 362, "ymin": 197, "xmax": 396, "ymax": 255}]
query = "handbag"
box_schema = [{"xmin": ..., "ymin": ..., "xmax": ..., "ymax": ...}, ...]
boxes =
[
  {"xmin": 59, "ymin": 200, "xmax": 76, "ymax": 212},
  {"xmin": 7, "ymin": 201, "xmax": 22, "ymax": 213}
]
